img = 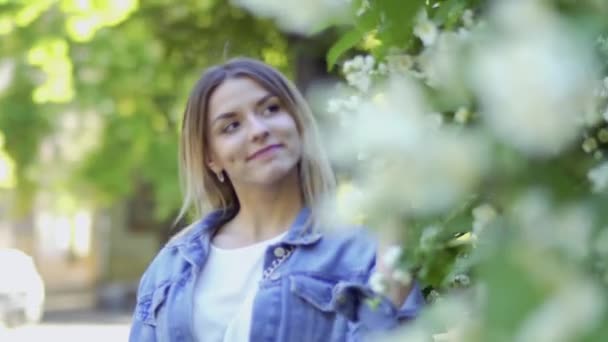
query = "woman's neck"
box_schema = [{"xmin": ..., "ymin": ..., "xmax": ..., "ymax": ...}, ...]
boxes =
[{"xmin": 227, "ymin": 170, "xmax": 303, "ymax": 243}]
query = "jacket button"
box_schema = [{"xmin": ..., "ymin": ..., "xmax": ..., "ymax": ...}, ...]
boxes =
[
  {"xmin": 269, "ymin": 272, "xmax": 281, "ymax": 281},
  {"xmin": 273, "ymin": 247, "xmax": 286, "ymax": 258}
]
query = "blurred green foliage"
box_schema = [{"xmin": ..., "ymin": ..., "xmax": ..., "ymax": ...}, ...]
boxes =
[{"xmin": 0, "ymin": 0, "xmax": 291, "ymax": 225}]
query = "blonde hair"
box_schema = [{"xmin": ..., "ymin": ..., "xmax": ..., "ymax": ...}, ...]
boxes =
[{"xmin": 176, "ymin": 57, "xmax": 335, "ymax": 232}]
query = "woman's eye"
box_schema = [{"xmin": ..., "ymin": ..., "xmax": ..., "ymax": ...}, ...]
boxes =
[
  {"xmin": 263, "ymin": 103, "xmax": 281, "ymax": 116},
  {"xmin": 222, "ymin": 121, "xmax": 239, "ymax": 133}
]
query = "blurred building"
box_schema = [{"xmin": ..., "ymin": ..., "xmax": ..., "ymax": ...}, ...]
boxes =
[{"xmin": 0, "ymin": 189, "xmax": 158, "ymax": 311}]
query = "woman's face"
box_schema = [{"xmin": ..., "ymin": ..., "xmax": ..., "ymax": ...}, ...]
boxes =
[{"xmin": 206, "ymin": 77, "xmax": 302, "ymax": 188}]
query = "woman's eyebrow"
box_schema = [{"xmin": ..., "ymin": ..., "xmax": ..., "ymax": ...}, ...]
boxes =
[
  {"xmin": 211, "ymin": 112, "xmax": 237, "ymax": 125},
  {"xmin": 212, "ymin": 94, "xmax": 276, "ymax": 125},
  {"xmin": 255, "ymin": 94, "xmax": 275, "ymax": 107}
]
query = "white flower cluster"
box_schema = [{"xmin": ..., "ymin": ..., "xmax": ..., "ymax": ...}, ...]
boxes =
[
  {"xmin": 337, "ymin": 8, "xmax": 476, "ymax": 100},
  {"xmin": 342, "ymin": 55, "xmax": 376, "ymax": 92},
  {"xmin": 471, "ymin": 0, "xmax": 597, "ymax": 157},
  {"xmin": 326, "ymin": 94, "xmax": 361, "ymax": 116},
  {"xmin": 369, "ymin": 246, "xmax": 413, "ymax": 294},
  {"xmin": 384, "ymin": 54, "xmax": 414, "ymax": 75},
  {"xmin": 328, "ymin": 76, "xmax": 489, "ymax": 217}
]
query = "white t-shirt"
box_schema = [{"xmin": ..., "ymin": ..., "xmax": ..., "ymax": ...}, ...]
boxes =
[{"xmin": 192, "ymin": 233, "xmax": 285, "ymax": 342}]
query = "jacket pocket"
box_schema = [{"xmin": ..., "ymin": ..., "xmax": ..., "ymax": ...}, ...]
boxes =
[
  {"xmin": 135, "ymin": 281, "xmax": 172, "ymax": 327},
  {"xmin": 287, "ymin": 275, "xmax": 352, "ymax": 341},
  {"xmin": 289, "ymin": 274, "xmax": 338, "ymax": 312}
]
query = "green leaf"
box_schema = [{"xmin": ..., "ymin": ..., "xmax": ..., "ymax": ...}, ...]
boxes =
[
  {"xmin": 326, "ymin": 28, "xmax": 367, "ymax": 71},
  {"xmin": 373, "ymin": 0, "xmax": 424, "ymax": 58},
  {"xmin": 433, "ymin": 0, "xmax": 468, "ymax": 29}
]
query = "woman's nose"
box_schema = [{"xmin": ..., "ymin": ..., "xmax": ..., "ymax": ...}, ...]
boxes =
[{"xmin": 248, "ymin": 115, "xmax": 270, "ymax": 141}]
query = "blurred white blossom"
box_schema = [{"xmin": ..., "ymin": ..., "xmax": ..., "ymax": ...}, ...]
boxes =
[
  {"xmin": 356, "ymin": 0, "xmax": 370, "ymax": 17},
  {"xmin": 470, "ymin": 0, "xmax": 597, "ymax": 157},
  {"xmin": 454, "ymin": 107, "xmax": 471, "ymax": 124},
  {"xmin": 232, "ymin": 0, "xmax": 350, "ymax": 34},
  {"xmin": 588, "ymin": 162, "xmax": 608, "ymax": 193},
  {"xmin": 597, "ymin": 128, "xmax": 608, "ymax": 143},
  {"xmin": 0, "ymin": 58, "xmax": 15, "ymax": 94},
  {"xmin": 514, "ymin": 191, "xmax": 593, "ymax": 260},
  {"xmin": 582, "ymin": 137, "xmax": 599, "ymax": 153},
  {"xmin": 472, "ymin": 203, "xmax": 497, "ymax": 236},
  {"xmin": 414, "ymin": 10, "xmax": 439, "ymax": 47},
  {"xmin": 382, "ymin": 245, "xmax": 403, "ymax": 269},
  {"xmin": 369, "ymin": 271, "xmax": 388, "ymax": 294},
  {"xmin": 462, "ymin": 9, "xmax": 474, "ymax": 29},
  {"xmin": 594, "ymin": 228, "xmax": 608, "ymax": 256},
  {"xmin": 418, "ymin": 31, "xmax": 468, "ymax": 89},
  {"xmin": 553, "ymin": 206, "xmax": 593, "ymax": 260},
  {"xmin": 594, "ymin": 150, "xmax": 604, "ymax": 160},
  {"xmin": 593, "ymin": 77, "xmax": 608, "ymax": 98},
  {"xmin": 380, "ymin": 294, "xmax": 474, "ymax": 341},
  {"xmin": 597, "ymin": 35, "xmax": 608, "ymax": 55},
  {"xmin": 378, "ymin": 324, "xmax": 430, "ymax": 342},
  {"xmin": 428, "ymin": 112, "xmax": 444, "ymax": 128},
  {"xmin": 420, "ymin": 225, "xmax": 440, "ymax": 251},
  {"xmin": 451, "ymin": 274, "xmax": 471, "ymax": 288},
  {"xmin": 515, "ymin": 280, "xmax": 604, "ymax": 342},
  {"xmin": 391, "ymin": 269, "xmax": 412, "ymax": 286}
]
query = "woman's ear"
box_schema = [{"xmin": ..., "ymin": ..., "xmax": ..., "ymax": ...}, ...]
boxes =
[
  {"xmin": 206, "ymin": 151, "xmax": 224, "ymax": 173},
  {"xmin": 207, "ymin": 158, "xmax": 220, "ymax": 174},
  {"xmin": 207, "ymin": 157, "xmax": 226, "ymax": 183}
]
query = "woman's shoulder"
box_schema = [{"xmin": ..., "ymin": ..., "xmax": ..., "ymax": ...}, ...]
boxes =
[{"xmin": 136, "ymin": 218, "xmax": 210, "ymax": 296}]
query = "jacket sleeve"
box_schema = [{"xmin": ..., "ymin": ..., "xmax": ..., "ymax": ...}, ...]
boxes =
[
  {"xmin": 335, "ymin": 257, "xmax": 425, "ymax": 341},
  {"xmin": 129, "ymin": 257, "xmax": 159, "ymax": 342},
  {"xmin": 129, "ymin": 318, "xmax": 157, "ymax": 342}
]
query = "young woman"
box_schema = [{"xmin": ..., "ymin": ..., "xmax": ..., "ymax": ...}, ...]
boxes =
[{"xmin": 129, "ymin": 58, "xmax": 424, "ymax": 342}]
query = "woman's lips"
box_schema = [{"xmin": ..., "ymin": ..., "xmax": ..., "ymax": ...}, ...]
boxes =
[{"xmin": 247, "ymin": 144, "xmax": 283, "ymax": 161}]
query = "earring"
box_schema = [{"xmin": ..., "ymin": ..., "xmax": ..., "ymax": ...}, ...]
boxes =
[{"xmin": 216, "ymin": 171, "xmax": 225, "ymax": 183}]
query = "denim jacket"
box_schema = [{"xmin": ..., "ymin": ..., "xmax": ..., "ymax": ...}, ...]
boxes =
[{"xmin": 129, "ymin": 208, "xmax": 424, "ymax": 341}]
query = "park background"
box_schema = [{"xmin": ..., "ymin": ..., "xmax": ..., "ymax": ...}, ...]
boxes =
[{"xmin": 2, "ymin": 0, "xmax": 608, "ymax": 341}]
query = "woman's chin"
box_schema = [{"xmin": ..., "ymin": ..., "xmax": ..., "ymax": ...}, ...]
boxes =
[{"xmin": 247, "ymin": 165, "xmax": 299, "ymax": 187}]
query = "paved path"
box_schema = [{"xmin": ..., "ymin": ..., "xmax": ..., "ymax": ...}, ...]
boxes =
[{"xmin": 0, "ymin": 309, "xmax": 132, "ymax": 342}]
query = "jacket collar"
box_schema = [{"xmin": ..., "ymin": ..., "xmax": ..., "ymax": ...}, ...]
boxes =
[
  {"xmin": 280, "ymin": 207, "xmax": 323, "ymax": 246},
  {"xmin": 170, "ymin": 207, "xmax": 322, "ymax": 267}
]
